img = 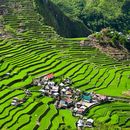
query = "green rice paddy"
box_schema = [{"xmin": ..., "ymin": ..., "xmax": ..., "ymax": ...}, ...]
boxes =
[{"xmin": 0, "ymin": 0, "xmax": 130, "ymax": 129}]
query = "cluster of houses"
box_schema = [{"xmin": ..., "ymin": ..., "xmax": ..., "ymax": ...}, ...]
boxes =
[
  {"xmin": 11, "ymin": 97, "xmax": 26, "ymax": 106},
  {"xmin": 10, "ymin": 73, "xmax": 109, "ymax": 128},
  {"xmin": 77, "ymin": 117, "xmax": 94, "ymax": 129},
  {"xmin": 11, "ymin": 89, "xmax": 31, "ymax": 106},
  {"xmin": 32, "ymin": 73, "xmax": 109, "ymax": 128},
  {"xmin": 73, "ymin": 92, "xmax": 108, "ymax": 117}
]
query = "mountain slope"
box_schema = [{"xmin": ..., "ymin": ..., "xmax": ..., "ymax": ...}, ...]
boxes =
[
  {"xmin": 51, "ymin": 0, "xmax": 130, "ymax": 33},
  {"xmin": 35, "ymin": 0, "xmax": 91, "ymax": 38}
]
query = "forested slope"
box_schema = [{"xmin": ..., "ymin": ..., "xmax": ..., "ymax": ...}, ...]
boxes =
[
  {"xmin": 51, "ymin": 0, "xmax": 130, "ymax": 33},
  {"xmin": 35, "ymin": 0, "xmax": 91, "ymax": 38}
]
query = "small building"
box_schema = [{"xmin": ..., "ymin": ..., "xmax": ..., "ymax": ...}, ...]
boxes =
[
  {"xmin": 65, "ymin": 98, "xmax": 73, "ymax": 107},
  {"xmin": 48, "ymin": 81, "xmax": 55, "ymax": 87},
  {"xmin": 44, "ymin": 73, "xmax": 54, "ymax": 80},
  {"xmin": 52, "ymin": 92, "xmax": 59, "ymax": 97},
  {"xmin": 80, "ymin": 40, "xmax": 85, "ymax": 46},
  {"xmin": 93, "ymin": 93, "xmax": 108, "ymax": 102},
  {"xmin": 33, "ymin": 78, "xmax": 40, "ymax": 86},
  {"xmin": 24, "ymin": 89, "xmax": 31, "ymax": 96},
  {"xmin": 61, "ymin": 88, "xmax": 66, "ymax": 92},
  {"xmin": 76, "ymin": 89, "xmax": 81, "ymax": 95},
  {"xmin": 11, "ymin": 97, "xmax": 26, "ymax": 106},
  {"xmin": 85, "ymin": 118, "xmax": 94, "ymax": 128},
  {"xmin": 44, "ymin": 85, "xmax": 50, "ymax": 90},
  {"xmin": 6, "ymin": 72, "xmax": 10, "ymax": 76},
  {"xmin": 76, "ymin": 102, "xmax": 82, "ymax": 108},
  {"xmin": 13, "ymin": 97, "xmax": 19, "ymax": 101},
  {"xmin": 63, "ymin": 78, "xmax": 71, "ymax": 84},
  {"xmin": 60, "ymin": 88, "xmax": 66, "ymax": 96},
  {"xmin": 59, "ymin": 82, "xmax": 65, "ymax": 87},
  {"xmin": 11, "ymin": 102, "xmax": 18, "ymax": 106},
  {"xmin": 77, "ymin": 108, "xmax": 85, "ymax": 115},
  {"xmin": 66, "ymin": 91, "xmax": 72, "ymax": 96},
  {"xmin": 81, "ymin": 93, "xmax": 92, "ymax": 103},
  {"xmin": 77, "ymin": 119, "xmax": 84, "ymax": 130},
  {"xmin": 58, "ymin": 100, "xmax": 67, "ymax": 109}
]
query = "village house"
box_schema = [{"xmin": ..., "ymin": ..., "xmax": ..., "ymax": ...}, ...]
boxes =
[
  {"xmin": 11, "ymin": 97, "xmax": 19, "ymax": 106},
  {"xmin": 44, "ymin": 85, "xmax": 51, "ymax": 95},
  {"xmin": 48, "ymin": 81, "xmax": 55, "ymax": 87},
  {"xmin": 81, "ymin": 92, "xmax": 92, "ymax": 103},
  {"xmin": 60, "ymin": 88, "xmax": 66, "ymax": 96},
  {"xmin": 33, "ymin": 78, "xmax": 41, "ymax": 86},
  {"xmin": 63, "ymin": 78, "xmax": 72, "ymax": 84},
  {"xmin": 77, "ymin": 118, "xmax": 84, "ymax": 130},
  {"xmin": 73, "ymin": 101, "xmax": 87, "ymax": 116},
  {"xmin": 77, "ymin": 118, "xmax": 94, "ymax": 129},
  {"xmin": 11, "ymin": 97, "xmax": 26, "ymax": 106},
  {"xmin": 58, "ymin": 100, "xmax": 67, "ymax": 109},
  {"xmin": 57, "ymin": 96, "xmax": 74, "ymax": 109},
  {"xmin": 64, "ymin": 97, "xmax": 74, "ymax": 107},
  {"xmin": 51, "ymin": 86, "xmax": 59, "ymax": 97},
  {"xmin": 59, "ymin": 82, "xmax": 65, "ymax": 87},
  {"xmin": 92, "ymin": 92, "xmax": 108, "ymax": 103},
  {"xmin": 76, "ymin": 107, "xmax": 86, "ymax": 116},
  {"xmin": 85, "ymin": 118, "xmax": 94, "ymax": 128},
  {"xmin": 44, "ymin": 73, "xmax": 54, "ymax": 81},
  {"xmin": 5, "ymin": 72, "xmax": 10, "ymax": 76},
  {"xmin": 24, "ymin": 89, "xmax": 31, "ymax": 96}
]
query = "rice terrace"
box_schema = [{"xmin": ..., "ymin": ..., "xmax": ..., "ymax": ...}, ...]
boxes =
[{"xmin": 0, "ymin": 0, "xmax": 130, "ymax": 130}]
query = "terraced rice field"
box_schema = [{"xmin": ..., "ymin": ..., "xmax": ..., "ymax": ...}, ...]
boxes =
[
  {"xmin": 0, "ymin": 0, "xmax": 130, "ymax": 129},
  {"xmin": 86, "ymin": 101, "xmax": 130, "ymax": 129}
]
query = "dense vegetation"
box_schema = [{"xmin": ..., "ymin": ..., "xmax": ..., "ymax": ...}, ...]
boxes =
[
  {"xmin": 0, "ymin": 0, "xmax": 130, "ymax": 129},
  {"xmin": 35, "ymin": 0, "xmax": 91, "ymax": 38},
  {"xmin": 51, "ymin": 0, "xmax": 130, "ymax": 33},
  {"xmin": 78, "ymin": 28, "xmax": 130, "ymax": 62}
]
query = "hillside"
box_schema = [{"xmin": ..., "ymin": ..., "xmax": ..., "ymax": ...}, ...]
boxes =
[
  {"xmin": 80, "ymin": 28, "xmax": 130, "ymax": 60},
  {"xmin": 35, "ymin": 0, "xmax": 91, "ymax": 38},
  {"xmin": 51, "ymin": 0, "xmax": 130, "ymax": 33},
  {"xmin": 0, "ymin": 0, "xmax": 130, "ymax": 129}
]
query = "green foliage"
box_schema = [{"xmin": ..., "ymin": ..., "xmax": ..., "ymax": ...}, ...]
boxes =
[
  {"xmin": 4, "ymin": 25, "xmax": 16, "ymax": 34},
  {"xmin": 51, "ymin": 0, "xmax": 84, "ymax": 19},
  {"xmin": 35, "ymin": 0, "xmax": 91, "ymax": 38},
  {"xmin": 51, "ymin": 0, "xmax": 130, "ymax": 33},
  {"xmin": 92, "ymin": 28, "xmax": 130, "ymax": 50}
]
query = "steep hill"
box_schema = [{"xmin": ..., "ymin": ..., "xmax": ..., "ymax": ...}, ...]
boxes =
[
  {"xmin": 51, "ymin": 0, "xmax": 130, "ymax": 33},
  {"xmin": 35, "ymin": 0, "xmax": 91, "ymax": 38}
]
